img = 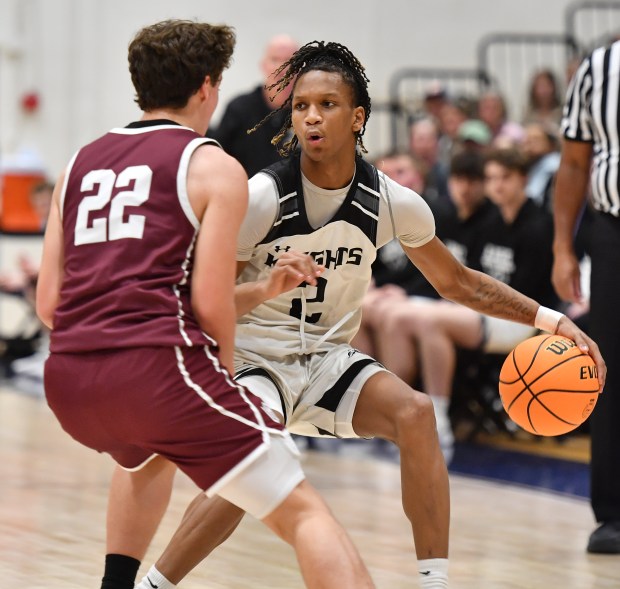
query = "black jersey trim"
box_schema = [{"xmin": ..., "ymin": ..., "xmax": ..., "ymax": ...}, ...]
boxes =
[
  {"xmin": 125, "ymin": 119, "xmax": 182, "ymax": 128},
  {"xmin": 235, "ymin": 366, "xmax": 287, "ymax": 422},
  {"xmin": 315, "ymin": 357, "xmax": 378, "ymax": 413},
  {"xmin": 259, "ymin": 155, "xmax": 381, "ymax": 245}
]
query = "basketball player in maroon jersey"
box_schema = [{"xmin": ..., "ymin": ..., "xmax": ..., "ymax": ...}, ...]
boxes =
[{"xmin": 35, "ymin": 20, "xmax": 374, "ymax": 589}]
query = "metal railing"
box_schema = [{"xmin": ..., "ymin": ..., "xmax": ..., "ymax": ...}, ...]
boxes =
[
  {"xmin": 476, "ymin": 32, "xmax": 580, "ymax": 123},
  {"xmin": 565, "ymin": 1, "xmax": 620, "ymax": 54},
  {"xmin": 386, "ymin": 67, "xmax": 492, "ymax": 151},
  {"xmin": 380, "ymin": 1, "xmax": 619, "ymax": 152}
]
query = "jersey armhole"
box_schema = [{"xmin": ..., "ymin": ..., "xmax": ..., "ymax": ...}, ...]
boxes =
[
  {"xmin": 177, "ymin": 138, "xmax": 217, "ymax": 229},
  {"xmin": 59, "ymin": 149, "xmax": 80, "ymax": 222}
]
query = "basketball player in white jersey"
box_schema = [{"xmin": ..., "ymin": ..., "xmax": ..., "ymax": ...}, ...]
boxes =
[{"xmin": 111, "ymin": 41, "xmax": 605, "ymax": 589}]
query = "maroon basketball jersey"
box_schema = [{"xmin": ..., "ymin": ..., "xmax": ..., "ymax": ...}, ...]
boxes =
[{"xmin": 51, "ymin": 121, "xmax": 218, "ymax": 352}]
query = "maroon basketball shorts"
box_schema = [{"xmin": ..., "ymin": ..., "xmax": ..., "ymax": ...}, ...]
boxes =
[{"xmin": 44, "ymin": 345, "xmax": 301, "ymax": 515}]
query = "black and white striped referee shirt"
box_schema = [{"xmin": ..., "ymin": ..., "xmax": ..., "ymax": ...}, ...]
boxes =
[{"xmin": 562, "ymin": 40, "xmax": 620, "ymax": 217}]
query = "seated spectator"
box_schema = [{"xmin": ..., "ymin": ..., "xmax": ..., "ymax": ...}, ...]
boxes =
[
  {"xmin": 28, "ymin": 180, "xmax": 53, "ymax": 232},
  {"xmin": 0, "ymin": 253, "xmax": 47, "ymax": 392},
  {"xmin": 354, "ymin": 151, "xmax": 496, "ymax": 455},
  {"xmin": 522, "ymin": 68, "xmax": 563, "ymax": 129},
  {"xmin": 436, "ymin": 98, "xmax": 469, "ymax": 168},
  {"xmin": 0, "ymin": 180, "xmax": 53, "ymax": 391},
  {"xmin": 478, "ymin": 90, "xmax": 525, "ymax": 148},
  {"xmin": 375, "ymin": 150, "xmax": 426, "ymax": 196},
  {"xmin": 454, "ymin": 119, "xmax": 492, "ymax": 154},
  {"xmin": 351, "ymin": 151, "xmax": 429, "ymax": 356},
  {"xmin": 522, "ymin": 121, "xmax": 561, "ymax": 210},
  {"xmin": 421, "ymin": 80, "xmax": 448, "ymax": 123},
  {"xmin": 0, "ymin": 180, "xmax": 52, "ymax": 296},
  {"xmin": 409, "ymin": 116, "xmax": 449, "ymax": 203},
  {"xmin": 375, "ymin": 148, "xmax": 557, "ymax": 462}
]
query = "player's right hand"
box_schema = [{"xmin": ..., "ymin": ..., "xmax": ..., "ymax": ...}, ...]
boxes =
[{"xmin": 264, "ymin": 250, "xmax": 325, "ymax": 298}]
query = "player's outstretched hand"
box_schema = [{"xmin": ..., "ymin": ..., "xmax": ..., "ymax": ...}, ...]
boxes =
[
  {"xmin": 264, "ymin": 250, "xmax": 325, "ymax": 299},
  {"xmin": 556, "ymin": 316, "xmax": 607, "ymax": 392}
]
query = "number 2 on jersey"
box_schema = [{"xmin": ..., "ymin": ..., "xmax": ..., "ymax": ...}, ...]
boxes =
[
  {"xmin": 289, "ymin": 277, "xmax": 327, "ymax": 324},
  {"xmin": 74, "ymin": 165, "xmax": 152, "ymax": 245}
]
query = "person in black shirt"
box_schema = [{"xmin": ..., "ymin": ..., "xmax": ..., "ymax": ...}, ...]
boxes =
[
  {"xmin": 376, "ymin": 148, "xmax": 558, "ymax": 462},
  {"xmin": 209, "ymin": 35, "xmax": 298, "ymax": 177},
  {"xmin": 351, "ymin": 151, "xmax": 429, "ymax": 356}
]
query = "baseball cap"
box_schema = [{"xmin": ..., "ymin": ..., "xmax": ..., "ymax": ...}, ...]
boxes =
[{"xmin": 457, "ymin": 119, "xmax": 492, "ymax": 146}]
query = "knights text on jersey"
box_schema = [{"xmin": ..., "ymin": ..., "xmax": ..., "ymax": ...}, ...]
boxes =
[
  {"xmin": 235, "ymin": 155, "xmax": 433, "ymax": 357},
  {"xmin": 51, "ymin": 123, "xmax": 218, "ymax": 353}
]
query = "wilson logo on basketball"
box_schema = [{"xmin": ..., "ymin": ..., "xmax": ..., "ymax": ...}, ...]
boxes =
[
  {"xmin": 545, "ymin": 339, "xmax": 576, "ymax": 355},
  {"xmin": 580, "ymin": 365, "xmax": 598, "ymax": 379}
]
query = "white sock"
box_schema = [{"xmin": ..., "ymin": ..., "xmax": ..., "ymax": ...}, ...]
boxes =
[
  {"xmin": 135, "ymin": 565, "xmax": 176, "ymax": 589},
  {"xmin": 430, "ymin": 395, "xmax": 449, "ymax": 416},
  {"xmin": 418, "ymin": 558, "xmax": 449, "ymax": 588}
]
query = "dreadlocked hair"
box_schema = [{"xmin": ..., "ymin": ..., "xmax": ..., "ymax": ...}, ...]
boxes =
[{"xmin": 248, "ymin": 40, "xmax": 372, "ymax": 156}]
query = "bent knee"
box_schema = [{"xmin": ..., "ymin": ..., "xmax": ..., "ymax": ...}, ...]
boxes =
[
  {"xmin": 384, "ymin": 305, "xmax": 440, "ymax": 335},
  {"xmin": 262, "ymin": 480, "xmax": 332, "ymax": 543},
  {"xmin": 394, "ymin": 391, "xmax": 436, "ymax": 438}
]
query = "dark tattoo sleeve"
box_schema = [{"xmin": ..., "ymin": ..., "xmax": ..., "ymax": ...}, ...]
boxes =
[{"xmin": 452, "ymin": 271, "xmax": 536, "ymax": 325}]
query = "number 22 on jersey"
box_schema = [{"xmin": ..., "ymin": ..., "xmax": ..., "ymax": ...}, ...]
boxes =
[{"xmin": 74, "ymin": 165, "xmax": 152, "ymax": 245}]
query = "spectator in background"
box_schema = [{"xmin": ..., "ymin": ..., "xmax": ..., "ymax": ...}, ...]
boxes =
[
  {"xmin": 375, "ymin": 150, "xmax": 426, "ymax": 196},
  {"xmin": 209, "ymin": 34, "xmax": 299, "ymax": 177},
  {"xmin": 0, "ymin": 179, "xmax": 54, "ymax": 390},
  {"xmin": 28, "ymin": 180, "xmax": 53, "ymax": 231},
  {"xmin": 522, "ymin": 121, "xmax": 561, "ymax": 210},
  {"xmin": 409, "ymin": 117, "xmax": 449, "ymax": 203},
  {"xmin": 351, "ymin": 151, "xmax": 429, "ymax": 357},
  {"xmin": 0, "ymin": 180, "xmax": 53, "ymax": 296},
  {"xmin": 477, "ymin": 90, "xmax": 525, "ymax": 148},
  {"xmin": 364, "ymin": 150, "xmax": 497, "ymax": 462},
  {"xmin": 454, "ymin": 119, "xmax": 492, "ymax": 154},
  {"xmin": 522, "ymin": 69, "xmax": 563, "ymax": 128},
  {"xmin": 374, "ymin": 148, "xmax": 557, "ymax": 462},
  {"xmin": 436, "ymin": 98, "xmax": 469, "ymax": 168},
  {"xmin": 421, "ymin": 80, "xmax": 448, "ymax": 122}
]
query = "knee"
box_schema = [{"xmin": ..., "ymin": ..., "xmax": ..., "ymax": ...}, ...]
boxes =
[
  {"xmin": 392, "ymin": 390, "xmax": 436, "ymax": 442},
  {"xmin": 263, "ymin": 481, "xmax": 330, "ymax": 544},
  {"xmin": 363, "ymin": 300, "xmax": 393, "ymax": 328},
  {"xmin": 411, "ymin": 312, "xmax": 442, "ymax": 335},
  {"xmin": 384, "ymin": 305, "xmax": 438, "ymax": 336},
  {"xmin": 382, "ymin": 305, "xmax": 416, "ymax": 333}
]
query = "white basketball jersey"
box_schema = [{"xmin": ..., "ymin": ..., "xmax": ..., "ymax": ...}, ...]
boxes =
[{"xmin": 236, "ymin": 155, "xmax": 381, "ymax": 357}]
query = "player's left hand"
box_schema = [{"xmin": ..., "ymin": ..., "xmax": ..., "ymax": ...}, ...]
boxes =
[
  {"xmin": 264, "ymin": 250, "xmax": 325, "ymax": 298},
  {"xmin": 556, "ymin": 316, "xmax": 607, "ymax": 392}
]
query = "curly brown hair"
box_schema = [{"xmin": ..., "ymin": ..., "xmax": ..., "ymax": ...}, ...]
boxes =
[{"xmin": 128, "ymin": 19, "xmax": 235, "ymax": 111}]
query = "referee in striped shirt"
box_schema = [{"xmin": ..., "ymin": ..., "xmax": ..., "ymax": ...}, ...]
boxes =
[{"xmin": 553, "ymin": 39, "xmax": 620, "ymax": 554}]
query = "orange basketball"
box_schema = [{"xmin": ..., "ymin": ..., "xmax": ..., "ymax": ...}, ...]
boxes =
[{"xmin": 499, "ymin": 334, "xmax": 600, "ymax": 436}]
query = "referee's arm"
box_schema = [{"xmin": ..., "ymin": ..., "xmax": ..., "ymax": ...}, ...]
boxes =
[{"xmin": 551, "ymin": 139, "xmax": 593, "ymax": 304}]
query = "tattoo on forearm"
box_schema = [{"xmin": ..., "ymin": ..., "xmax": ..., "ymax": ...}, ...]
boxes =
[{"xmin": 459, "ymin": 275, "xmax": 534, "ymax": 322}]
